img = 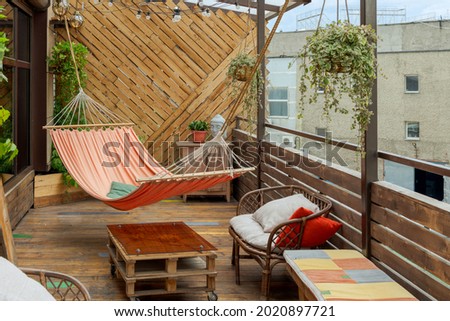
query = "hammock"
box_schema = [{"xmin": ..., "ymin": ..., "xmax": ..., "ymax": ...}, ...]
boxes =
[
  {"xmin": 46, "ymin": 89, "xmax": 254, "ymax": 211},
  {"xmin": 44, "ymin": 1, "xmax": 291, "ymax": 210}
]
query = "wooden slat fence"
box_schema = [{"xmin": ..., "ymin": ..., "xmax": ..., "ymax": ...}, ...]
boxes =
[
  {"xmin": 53, "ymin": 0, "xmax": 257, "ymax": 164},
  {"xmin": 232, "ymin": 127, "xmax": 450, "ymax": 301}
]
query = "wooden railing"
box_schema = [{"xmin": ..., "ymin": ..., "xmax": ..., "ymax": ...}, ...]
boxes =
[{"xmin": 232, "ymin": 120, "xmax": 450, "ymax": 301}]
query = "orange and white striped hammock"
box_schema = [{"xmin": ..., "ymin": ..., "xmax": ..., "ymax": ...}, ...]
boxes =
[{"xmin": 46, "ymin": 90, "xmax": 254, "ymax": 211}]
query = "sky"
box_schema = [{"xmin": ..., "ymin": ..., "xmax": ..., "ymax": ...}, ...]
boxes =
[{"xmin": 271, "ymin": 0, "xmax": 450, "ymax": 31}]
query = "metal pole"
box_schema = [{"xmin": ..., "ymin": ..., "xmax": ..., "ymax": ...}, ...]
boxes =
[
  {"xmin": 256, "ymin": 0, "xmax": 266, "ymax": 189},
  {"xmin": 360, "ymin": 0, "xmax": 378, "ymax": 258}
]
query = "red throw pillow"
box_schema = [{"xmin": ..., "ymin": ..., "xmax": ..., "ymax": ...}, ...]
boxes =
[{"xmin": 275, "ymin": 207, "xmax": 342, "ymax": 248}]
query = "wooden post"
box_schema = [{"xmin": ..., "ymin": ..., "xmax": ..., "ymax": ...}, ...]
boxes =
[
  {"xmin": 0, "ymin": 178, "xmax": 17, "ymax": 264},
  {"xmin": 256, "ymin": 0, "xmax": 266, "ymax": 189},
  {"xmin": 360, "ymin": 0, "xmax": 378, "ymax": 258}
]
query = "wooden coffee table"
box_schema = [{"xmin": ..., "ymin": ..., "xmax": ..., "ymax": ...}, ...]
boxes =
[{"xmin": 107, "ymin": 221, "xmax": 218, "ymax": 300}]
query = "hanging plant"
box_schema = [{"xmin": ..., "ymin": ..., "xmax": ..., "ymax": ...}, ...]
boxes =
[
  {"xmin": 227, "ymin": 52, "xmax": 263, "ymax": 125},
  {"xmin": 297, "ymin": 20, "xmax": 378, "ymax": 152}
]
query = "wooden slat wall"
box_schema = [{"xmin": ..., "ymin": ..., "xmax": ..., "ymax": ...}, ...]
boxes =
[
  {"xmin": 53, "ymin": 1, "xmax": 257, "ymax": 164},
  {"xmin": 232, "ymin": 130, "xmax": 363, "ymax": 251},
  {"xmin": 232, "ymin": 129, "xmax": 450, "ymax": 301},
  {"xmin": 371, "ymin": 181, "xmax": 450, "ymax": 301}
]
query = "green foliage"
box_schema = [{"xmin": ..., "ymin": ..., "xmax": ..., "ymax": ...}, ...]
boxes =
[
  {"xmin": 0, "ymin": 6, "xmax": 8, "ymax": 83},
  {"xmin": 297, "ymin": 21, "xmax": 378, "ymax": 151},
  {"xmin": 188, "ymin": 120, "xmax": 209, "ymax": 131},
  {"xmin": 48, "ymin": 40, "xmax": 89, "ymax": 186},
  {"xmin": 48, "ymin": 40, "xmax": 89, "ymax": 117},
  {"xmin": 50, "ymin": 149, "xmax": 78, "ymax": 187},
  {"xmin": 227, "ymin": 52, "xmax": 263, "ymax": 125},
  {"xmin": 0, "ymin": 108, "xmax": 17, "ymax": 170},
  {"xmin": 0, "ymin": 6, "xmax": 16, "ymax": 173}
]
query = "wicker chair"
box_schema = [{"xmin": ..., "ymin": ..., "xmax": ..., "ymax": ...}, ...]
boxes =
[
  {"xmin": 229, "ymin": 185, "xmax": 332, "ymax": 300},
  {"xmin": 20, "ymin": 267, "xmax": 91, "ymax": 301}
]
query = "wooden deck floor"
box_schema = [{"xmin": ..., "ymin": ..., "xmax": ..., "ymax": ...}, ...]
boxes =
[{"xmin": 12, "ymin": 197, "xmax": 298, "ymax": 301}]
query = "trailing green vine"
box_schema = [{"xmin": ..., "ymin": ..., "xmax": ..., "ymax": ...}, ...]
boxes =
[
  {"xmin": 297, "ymin": 21, "xmax": 378, "ymax": 153},
  {"xmin": 48, "ymin": 40, "xmax": 89, "ymax": 186},
  {"xmin": 227, "ymin": 52, "xmax": 263, "ymax": 127}
]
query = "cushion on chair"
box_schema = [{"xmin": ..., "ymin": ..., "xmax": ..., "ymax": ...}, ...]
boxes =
[
  {"xmin": 252, "ymin": 194, "xmax": 320, "ymax": 233},
  {"xmin": 0, "ymin": 257, "xmax": 55, "ymax": 301},
  {"xmin": 230, "ymin": 214, "xmax": 269, "ymax": 250},
  {"xmin": 275, "ymin": 207, "xmax": 342, "ymax": 248}
]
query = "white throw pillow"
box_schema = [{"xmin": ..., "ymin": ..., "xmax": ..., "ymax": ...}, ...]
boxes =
[
  {"xmin": 0, "ymin": 257, "xmax": 55, "ymax": 301},
  {"xmin": 252, "ymin": 193, "xmax": 319, "ymax": 232}
]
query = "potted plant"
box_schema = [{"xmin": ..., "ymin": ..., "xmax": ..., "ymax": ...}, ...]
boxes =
[
  {"xmin": 188, "ymin": 120, "xmax": 209, "ymax": 143},
  {"xmin": 297, "ymin": 20, "xmax": 378, "ymax": 152},
  {"xmin": 227, "ymin": 52, "xmax": 263, "ymax": 125}
]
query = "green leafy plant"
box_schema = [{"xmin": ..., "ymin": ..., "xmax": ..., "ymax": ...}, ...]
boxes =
[
  {"xmin": 188, "ymin": 120, "xmax": 209, "ymax": 131},
  {"xmin": 0, "ymin": 6, "xmax": 17, "ymax": 173},
  {"xmin": 297, "ymin": 21, "xmax": 378, "ymax": 152},
  {"xmin": 48, "ymin": 41, "xmax": 89, "ymax": 119},
  {"xmin": 48, "ymin": 41, "xmax": 89, "ymax": 186},
  {"xmin": 227, "ymin": 52, "xmax": 263, "ymax": 124}
]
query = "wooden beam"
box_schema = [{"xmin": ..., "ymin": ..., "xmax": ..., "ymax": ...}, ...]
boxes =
[{"xmin": 360, "ymin": 0, "xmax": 378, "ymax": 258}]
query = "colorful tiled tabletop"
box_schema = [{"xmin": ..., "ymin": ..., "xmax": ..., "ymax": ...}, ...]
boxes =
[{"xmin": 284, "ymin": 249, "xmax": 417, "ymax": 301}]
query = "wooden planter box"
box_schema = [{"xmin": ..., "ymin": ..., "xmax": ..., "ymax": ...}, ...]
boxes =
[{"xmin": 34, "ymin": 173, "xmax": 90, "ymax": 208}]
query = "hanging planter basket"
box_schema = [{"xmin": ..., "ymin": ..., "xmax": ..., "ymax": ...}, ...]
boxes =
[
  {"xmin": 232, "ymin": 65, "xmax": 253, "ymax": 82},
  {"xmin": 297, "ymin": 20, "xmax": 378, "ymax": 153}
]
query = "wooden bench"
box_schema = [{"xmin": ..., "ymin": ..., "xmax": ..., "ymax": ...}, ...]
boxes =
[{"xmin": 284, "ymin": 249, "xmax": 417, "ymax": 301}]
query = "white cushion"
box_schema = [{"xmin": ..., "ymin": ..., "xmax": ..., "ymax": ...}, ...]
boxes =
[
  {"xmin": 0, "ymin": 257, "xmax": 55, "ymax": 301},
  {"xmin": 252, "ymin": 194, "xmax": 319, "ymax": 233},
  {"xmin": 230, "ymin": 214, "xmax": 269, "ymax": 250}
]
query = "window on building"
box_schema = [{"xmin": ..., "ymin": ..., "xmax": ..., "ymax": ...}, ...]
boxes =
[
  {"xmin": 316, "ymin": 127, "xmax": 327, "ymax": 137},
  {"xmin": 268, "ymin": 87, "xmax": 288, "ymax": 117},
  {"xmin": 405, "ymin": 121, "xmax": 420, "ymax": 140},
  {"xmin": 405, "ymin": 75, "xmax": 419, "ymax": 93}
]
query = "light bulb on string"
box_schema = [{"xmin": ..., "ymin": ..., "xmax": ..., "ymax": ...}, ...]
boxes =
[
  {"xmin": 52, "ymin": 0, "xmax": 70, "ymax": 19},
  {"xmin": 235, "ymin": 2, "xmax": 240, "ymax": 10},
  {"xmin": 172, "ymin": 6, "xmax": 181, "ymax": 23},
  {"xmin": 145, "ymin": 12, "xmax": 151, "ymax": 20},
  {"xmin": 136, "ymin": 10, "xmax": 142, "ymax": 19},
  {"xmin": 69, "ymin": 10, "xmax": 84, "ymax": 29},
  {"xmin": 202, "ymin": 8, "xmax": 211, "ymax": 18},
  {"xmin": 108, "ymin": 0, "xmax": 113, "ymax": 7},
  {"xmin": 197, "ymin": 1, "xmax": 204, "ymax": 8}
]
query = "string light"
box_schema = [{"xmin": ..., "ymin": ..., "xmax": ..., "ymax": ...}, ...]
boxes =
[
  {"xmin": 202, "ymin": 8, "xmax": 211, "ymax": 18},
  {"xmin": 197, "ymin": 1, "xmax": 204, "ymax": 8},
  {"xmin": 172, "ymin": 6, "xmax": 181, "ymax": 22},
  {"xmin": 108, "ymin": 0, "xmax": 113, "ymax": 7},
  {"xmin": 136, "ymin": 10, "xmax": 142, "ymax": 19},
  {"xmin": 235, "ymin": 1, "xmax": 240, "ymax": 10},
  {"xmin": 145, "ymin": 12, "xmax": 151, "ymax": 20},
  {"xmin": 69, "ymin": 10, "xmax": 84, "ymax": 28},
  {"xmin": 52, "ymin": 0, "xmax": 70, "ymax": 19}
]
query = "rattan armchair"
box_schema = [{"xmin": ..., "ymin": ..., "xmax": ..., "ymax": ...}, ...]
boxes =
[
  {"xmin": 229, "ymin": 185, "xmax": 332, "ymax": 300},
  {"xmin": 21, "ymin": 267, "xmax": 91, "ymax": 301}
]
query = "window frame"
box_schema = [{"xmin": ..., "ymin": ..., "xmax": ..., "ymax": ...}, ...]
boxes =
[
  {"xmin": 405, "ymin": 75, "xmax": 419, "ymax": 93},
  {"xmin": 268, "ymin": 86, "xmax": 289, "ymax": 118},
  {"xmin": 405, "ymin": 121, "xmax": 420, "ymax": 140}
]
